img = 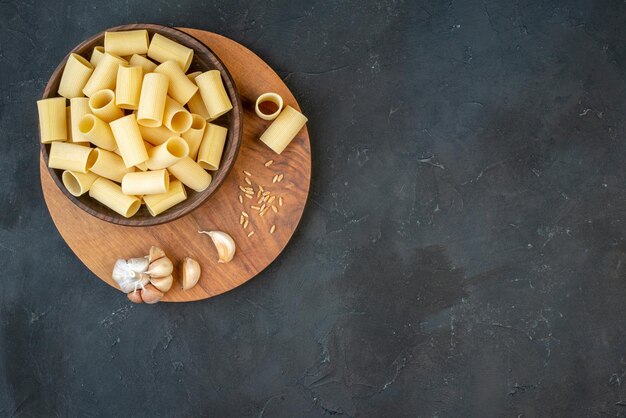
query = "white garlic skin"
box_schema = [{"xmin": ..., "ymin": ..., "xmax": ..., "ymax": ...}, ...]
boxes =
[{"xmin": 112, "ymin": 258, "xmax": 150, "ymax": 293}]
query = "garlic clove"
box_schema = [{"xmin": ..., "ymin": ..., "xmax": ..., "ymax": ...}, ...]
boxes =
[
  {"xmin": 181, "ymin": 257, "xmax": 201, "ymax": 290},
  {"xmin": 146, "ymin": 256, "xmax": 173, "ymax": 278},
  {"xmin": 198, "ymin": 230, "xmax": 236, "ymax": 263},
  {"xmin": 127, "ymin": 290, "xmax": 143, "ymax": 304},
  {"xmin": 150, "ymin": 274, "xmax": 173, "ymax": 293},
  {"xmin": 141, "ymin": 284, "xmax": 164, "ymax": 304},
  {"xmin": 148, "ymin": 246, "xmax": 166, "ymax": 264},
  {"xmin": 128, "ymin": 257, "xmax": 149, "ymax": 273}
]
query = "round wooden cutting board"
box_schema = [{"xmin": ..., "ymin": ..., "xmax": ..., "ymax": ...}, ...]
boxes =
[{"xmin": 39, "ymin": 29, "xmax": 311, "ymax": 302}]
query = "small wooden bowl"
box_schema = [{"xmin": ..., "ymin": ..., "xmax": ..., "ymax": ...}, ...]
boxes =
[{"xmin": 40, "ymin": 24, "xmax": 243, "ymax": 226}]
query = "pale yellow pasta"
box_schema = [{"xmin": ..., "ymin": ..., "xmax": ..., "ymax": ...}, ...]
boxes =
[
  {"xmin": 48, "ymin": 142, "xmax": 94, "ymax": 173},
  {"xmin": 104, "ymin": 30, "xmax": 149, "ymax": 56},
  {"xmin": 145, "ymin": 136, "xmax": 189, "ymax": 170},
  {"xmin": 135, "ymin": 141, "xmax": 152, "ymax": 171},
  {"xmin": 136, "ymin": 73, "xmax": 168, "ymax": 127},
  {"xmin": 128, "ymin": 54, "xmax": 157, "ymax": 72},
  {"xmin": 259, "ymin": 105, "xmax": 308, "ymax": 154},
  {"xmin": 89, "ymin": 177, "xmax": 141, "ymax": 218},
  {"xmin": 89, "ymin": 148, "xmax": 135, "ymax": 182},
  {"xmin": 58, "ymin": 53, "xmax": 94, "ymax": 99},
  {"xmin": 78, "ymin": 114, "xmax": 117, "ymax": 151},
  {"xmin": 82, "ymin": 53, "xmax": 127, "ymax": 97},
  {"xmin": 90, "ymin": 46, "xmax": 105, "ymax": 67},
  {"xmin": 62, "ymin": 170, "xmax": 99, "ymax": 196},
  {"xmin": 153, "ymin": 60, "xmax": 198, "ymax": 105},
  {"xmin": 185, "ymin": 72, "xmax": 211, "ymax": 120},
  {"xmin": 37, "ymin": 97, "xmax": 67, "ymax": 143},
  {"xmin": 69, "ymin": 98, "xmax": 92, "ymax": 142},
  {"xmin": 181, "ymin": 114, "xmax": 206, "ymax": 159},
  {"xmin": 138, "ymin": 124, "xmax": 175, "ymax": 146},
  {"xmin": 89, "ymin": 89, "xmax": 124, "ymax": 122},
  {"xmin": 143, "ymin": 180, "xmax": 187, "ymax": 216},
  {"xmin": 147, "ymin": 33, "xmax": 193, "ymax": 72},
  {"xmin": 197, "ymin": 123, "xmax": 227, "ymax": 170},
  {"xmin": 121, "ymin": 169, "xmax": 169, "ymax": 195},
  {"xmin": 195, "ymin": 70, "xmax": 233, "ymax": 120},
  {"xmin": 109, "ymin": 114, "xmax": 149, "ymax": 168},
  {"xmin": 255, "ymin": 92, "xmax": 283, "ymax": 121},
  {"xmin": 66, "ymin": 106, "xmax": 73, "ymax": 142},
  {"xmin": 162, "ymin": 96, "xmax": 192, "ymax": 133},
  {"xmin": 115, "ymin": 65, "xmax": 143, "ymax": 110},
  {"xmin": 167, "ymin": 157, "xmax": 212, "ymax": 192}
]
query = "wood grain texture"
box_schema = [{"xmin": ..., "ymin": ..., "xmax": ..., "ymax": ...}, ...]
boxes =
[
  {"xmin": 39, "ymin": 28, "xmax": 311, "ymax": 302},
  {"xmin": 40, "ymin": 24, "xmax": 243, "ymax": 226}
]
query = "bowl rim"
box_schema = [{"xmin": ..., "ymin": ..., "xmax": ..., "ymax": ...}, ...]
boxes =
[{"xmin": 40, "ymin": 23, "xmax": 243, "ymax": 226}]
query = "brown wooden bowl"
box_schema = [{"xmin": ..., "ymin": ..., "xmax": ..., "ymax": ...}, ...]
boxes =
[{"xmin": 40, "ymin": 24, "xmax": 243, "ymax": 226}]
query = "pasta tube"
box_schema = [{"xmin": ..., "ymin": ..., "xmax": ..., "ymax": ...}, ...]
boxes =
[
  {"xmin": 82, "ymin": 53, "xmax": 127, "ymax": 97},
  {"xmin": 37, "ymin": 97, "xmax": 67, "ymax": 143},
  {"xmin": 167, "ymin": 157, "xmax": 212, "ymax": 192},
  {"xmin": 136, "ymin": 73, "xmax": 168, "ymax": 127},
  {"xmin": 66, "ymin": 106, "xmax": 73, "ymax": 142},
  {"xmin": 138, "ymin": 124, "xmax": 175, "ymax": 146},
  {"xmin": 89, "ymin": 148, "xmax": 135, "ymax": 182},
  {"xmin": 147, "ymin": 33, "xmax": 193, "ymax": 72},
  {"xmin": 88, "ymin": 89, "xmax": 124, "ymax": 122},
  {"xmin": 195, "ymin": 70, "xmax": 233, "ymax": 120},
  {"xmin": 78, "ymin": 114, "xmax": 117, "ymax": 151},
  {"xmin": 109, "ymin": 114, "xmax": 149, "ymax": 168},
  {"xmin": 90, "ymin": 46, "xmax": 105, "ymax": 67},
  {"xmin": 145, "ymin": 136, "xmax": 189, "ymax": 170},
  {"xmin": 186, "ymin": 72, "xmax": 211, "ymax": 120},
  {"xmin": 143, "ymin": 180, "xmax": 187, "ymax": 216},
  {"xmin": 62, "ymin": 170, "xmax": 99, "ymax": 196},
  {"xmin": 104, "ymin": 30, "xmax": 149, "ymax": 56},
  {"xmin": 154, "ymin": 60, "xmax": 198, "ymax": 105},
  {"xmin": 255, "ymin": 92, "xmax": 283, "ymax": 121},
  {"xmin": 197, "ymin": 123, "xmax": 227, "ymax": 170},
  {"xmin": 121, "ymin": 169, "xmax": 169, "ymax": 195},
  {"xmin": 69, "ymin": 98, "xmax": 91, "ymax": 143},
  {"xmin": 128, "ymin": 54, "xmax": 157, "ymax": 72},
  {"xmin": 58, "ymin": 53, "xmax": 94, "ymax": 99},
  {"xmin": 89, "ymin": 178, "xmax": 141, "ymax": 218},
  {"xmin": 260, "ymin": 105, "xmax": 308, "ymax": 154},
  {"xmin": 115, "ymin": 65, "xmax": 143, "ymax": 110},
  {"xmin": 181, "ymin": 114, "xmax": 206, "ymax": 159},
  {"xmin": 162, "ymin": 96, "xmax": 192, "ymax": 133},
  {"xmin": 48, "ymin": 142, "xmax": 95, "ymax": 173}
]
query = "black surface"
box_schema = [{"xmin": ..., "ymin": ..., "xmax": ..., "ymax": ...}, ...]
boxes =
[{"xmin": 2, "ymin": 1, "xmax": 626, "ymax": 416}]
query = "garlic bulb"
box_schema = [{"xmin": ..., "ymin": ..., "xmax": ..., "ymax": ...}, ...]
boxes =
[
  {"xmin": 198, "ymin": 230, "xmax": 236, "ymax": 263},
  {"xmin": 181, "ymin": 257, "xmax": 201, "ymax": 290},
  {"xmin": 150, "ymin": 274, "xmax": 173, "ymax": 292},
  {"xmin": 112, "ymin": 258, "xmax": 150, "ymax": 293},
  {"xmin": 112, "ymin": 246, "xmax": 174, "ymax": 302}
]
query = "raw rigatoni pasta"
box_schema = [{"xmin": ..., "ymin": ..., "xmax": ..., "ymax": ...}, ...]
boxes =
[
  {"xmin": 181, "ymin": 114, "xmax": 206, "ymax": 159},
  {"xmin": 58, "ymin": 53, "xmax": 94, "ymax": 99},
  {"xmin": 143, "ymin": 180, "xmax": 187, "ymax": 216},
  {"xmin": 88, "ymin": 89, "xmax": 124, "ymax": 122},
  {"xmin": 255, "ymin": 92, "xmax": 283, "ymax": 121},
  {"xmin": 66, "ymin": 106, "xmax": 73, "ymax": 142},
  {"xmin": 89, "ymin": 148, "xmax": 134, "ymax": 182},
  {"xmin": 129, "ymin": 54, "xmax": 157, "ymax": 72},
  {"xmin": 162, "ymin": 96, "xmax": 192, "ymax": 133},
  {"xmin": 48, "ymin": 142, "xmax": 94, "ymax": 173},
  {"xmin": 37, "ymin": 97, "xmax": 67, "ymax": 143},
  {"xmin": 78, "ymin": 114, "xmax": 117, "ymax": 151},
  {"xmin": 186, "ymin": 72, "xmax": 211, "ymax": 120},
  {"xmin": 82, "ymin": 53, "xmax": 127, "ymax": 97},
  {"xmin": 145, "ymin": 136, "xmax": 189, "ymax": 170},
  {"xmin": 167, "ymin": 157, "xmax": 212, "ymax": 192},
  {"xmin": 69, "ymin": 98, "xmax": 91, "ymax": 143},
  {"xmin": 62, "ymin": 170, "xmax": 99, "ymax": 196},
  {"xmin": 115, "ymin": 65, "xmax": 143, "ymax": 110},
  {"xmin": 104, "ymin": 30, "xmax": 149, "ymax": 56},
  {"xmin": 147, "ymin": 33, "xmax": 193, "ymax": 72},
  {"xmin": 197, "ymin": 123, "xmax": 227, "ymax": 170},
  {"xmin": 121, "ymin": 169, "xmax": 169, "ymax": 195},
  {"xmin": 154, "ymin": 60, "xmax": 198, "ymax": 105},
  {"xmin": 109, "ymin": 114, "xmax": 149, "ymax": 167},
  {"xmin": 136, "ymin": 73, "xmax": 168, "ymax": 127},
  {"xmin": 89, "ymin": 177, "xmax": 141, "ymax": 218},
  {"xmin": 195, "ymin": 70, "xmax": 233, "ymax": 120},
  {"xmin": 260, "ymin": 105, "xmax": 308, "ymax": 154},
  {"xmin": 139, "ymin": 124, "xmax": 175, "ymax": 146},
  {"xmin": 90, "ymin": 46, "xmax": 105, "ymax": 67}
]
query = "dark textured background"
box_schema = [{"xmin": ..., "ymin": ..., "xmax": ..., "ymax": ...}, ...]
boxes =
[{"xmin": 2, "ymin": 0, "xmax": 626, "ymax": 416}]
